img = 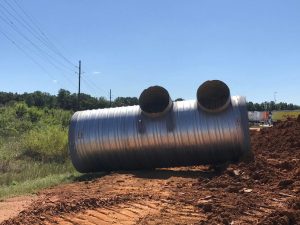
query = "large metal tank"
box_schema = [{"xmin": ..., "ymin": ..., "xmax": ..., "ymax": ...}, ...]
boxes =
[
  {"xmin": 248, "ymin": 111, "xmax": 262, "ymax": 122},
  {"xmin": 248, "ymin": 111, "xmax": 269, "ymax": 122},
  {"xmin": 69, "ymin": 80, "xmax": 250, "ymax": 172}
]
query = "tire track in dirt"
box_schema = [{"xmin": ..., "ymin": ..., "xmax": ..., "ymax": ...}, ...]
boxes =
[{"xmin": 52, "ymin": 199, "xmax": 204, "ymax": 225}]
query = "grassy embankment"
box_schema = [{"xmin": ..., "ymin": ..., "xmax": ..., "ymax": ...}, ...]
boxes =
[
  {"xmin": 272, "ymin": 110, "xmax": 300, "ymax": 121},
  {"xmin": 0, "ymin": 102, "xmax": 80, "ymax": 199}
]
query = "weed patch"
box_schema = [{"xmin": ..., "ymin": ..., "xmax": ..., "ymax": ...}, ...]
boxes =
[{"xmin": 0, "ymin": 103, "xmax": 78, "ymax": 199}]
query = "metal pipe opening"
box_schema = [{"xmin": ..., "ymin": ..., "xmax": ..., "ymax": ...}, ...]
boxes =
[
  {"xmin": 139, "ymin": 86, "xmax": 172, "ymax": 116},
  {"xmin": 197, "ymin": 80, "xmax": 231, "ymax": 113}
]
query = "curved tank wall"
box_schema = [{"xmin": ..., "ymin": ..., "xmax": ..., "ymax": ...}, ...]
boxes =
[{"xmin": 69, "ymin": 95, "xmax": 250, "ymax": 172}]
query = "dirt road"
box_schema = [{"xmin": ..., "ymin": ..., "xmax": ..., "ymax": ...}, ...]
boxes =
[{"xmin": 1, "ymin": 118, "xmax": 300, "ymax": 225}]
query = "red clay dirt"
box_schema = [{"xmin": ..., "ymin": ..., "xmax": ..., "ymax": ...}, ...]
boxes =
[
  {"xmin": 0, "ymin": 196, "xmax": 37, "ymax": 223},
  {"xmin": 1, "ymin": 118, "xmax": 300, "ymax": 225}
]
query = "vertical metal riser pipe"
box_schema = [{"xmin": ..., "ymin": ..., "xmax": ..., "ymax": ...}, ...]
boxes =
[{"xmin": 69, "ymin": 81, "xmax": 250, "ymax": 172}]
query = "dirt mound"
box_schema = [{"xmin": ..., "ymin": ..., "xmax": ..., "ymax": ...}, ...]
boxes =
[
  {"xmin": 2, "ymin": 119, "xmax": 300, "ymax": 225},
  {"xmin": 191, "ymin": 119, "xmax": 300, "ymax": 224}
]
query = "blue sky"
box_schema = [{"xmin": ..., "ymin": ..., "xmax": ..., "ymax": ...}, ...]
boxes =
[{"xmin": 0, "ymin": 0, "xmax": 299, "ymax": 104}]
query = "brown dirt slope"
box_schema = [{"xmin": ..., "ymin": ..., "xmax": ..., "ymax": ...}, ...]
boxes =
[{"xmin": 1, "ymin": 118, "xmax": 300, "ymax": 225}]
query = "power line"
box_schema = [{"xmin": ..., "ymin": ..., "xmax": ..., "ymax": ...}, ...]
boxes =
[
  {"xmin": 0, "ymin": 26, "xmax": 56, "ymax": 81},
  {"xmin": 0, "ymin": 22, "xmax": 77, "ymax": 89},
  {"xmin": 80, "ymin": 65, "xmax": 111, "ymax": 97},
  {"xmin": 0, "ymin": 30, "xmax": 77, "ymax": 91},
  {"xmin": 77, "ymin": 63, "xmax": 108, "ymax": 97},
  {"xmin": 0, "ymin": 5, "xmax": 75, "ymax": 74},
  {"xmin": 6, "ymin": 0, "xmax": 110, "ymax": 98},
  {"xmin": 7, "ymin": 0, "xmax": 77, "ymax": 68},
  {"xmin": 0, "ymin": 1, "xmax": 100, "ymax": 95},
  {"xmin": 0, "ymin": 11, "xmax": 77, "ymax": 88},
  {"xmin": 81, "ymin": 76, "xmax": 100, "ymax": 96},
  {"xmin": 0, "ymin": 0, "xmax": 78, "ymax": 79}
]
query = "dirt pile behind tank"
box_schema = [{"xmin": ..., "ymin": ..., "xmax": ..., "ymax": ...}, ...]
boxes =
[
  {"xmin": 1, "ymin": 119, "xmax": 300, "ymax": 225},
  {"xmin": 191, "ymin": 118, "xmax": 300, "ymax": 224}
]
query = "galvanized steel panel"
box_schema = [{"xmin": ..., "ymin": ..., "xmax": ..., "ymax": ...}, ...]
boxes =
[{"xmin": 69, "ymin": 96, "xmax": 250, "ymax": 172}]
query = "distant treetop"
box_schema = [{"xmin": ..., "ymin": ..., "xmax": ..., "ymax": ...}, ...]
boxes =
[{"xmin": 0, "ymin": 90, "xmax": 298, "ymax": 111}]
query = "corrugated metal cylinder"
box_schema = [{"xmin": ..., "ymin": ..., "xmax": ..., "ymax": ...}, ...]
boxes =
[{"xmin": 69, "ymin": 80, "xmax": 250, "ymax": 172}]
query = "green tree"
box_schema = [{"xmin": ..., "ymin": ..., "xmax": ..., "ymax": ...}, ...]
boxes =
[{"xmin": 113, "ymin": 97, "xmax": 138, "ymax": 107}]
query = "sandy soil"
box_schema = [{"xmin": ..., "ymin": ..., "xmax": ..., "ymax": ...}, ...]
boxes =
[
  {"xmin": 0, "ymin": 196, "xmax": 37, "ymax": 223},
  {"xmin": 1, "ymin": 118, "xmax": 300, "ymax": 225}
]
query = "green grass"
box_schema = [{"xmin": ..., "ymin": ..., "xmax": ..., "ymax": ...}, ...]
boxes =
[
  {"xmin": 0, "ymin": 172, "xmax": 79, "ymax": 199},
  {"xmin": 0, "ymin": 103, "xmax": 82, "ymax": 199},
  {"xmin": 0, "ymin": 154, "xmax": 80, "ymax": 200},
  {"xmin": 272, "ymin": 110, "xmax": 300, "ymax": 121},
  {"xmin": 0, "ymin": 160, "xmax": 75, "ymax": 186}
]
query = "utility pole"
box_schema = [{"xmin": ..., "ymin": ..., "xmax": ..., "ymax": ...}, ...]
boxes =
[
  {"xmin": 274, "ymin": 91, "xmax": 277, "ymax": 104},
  {"xmin": 78, "ymin": 60, "xmax": 81, "ymax": 110},
  {"xmin": 109, "ymin": 89, "xmax": 112, "ymax": 107}
]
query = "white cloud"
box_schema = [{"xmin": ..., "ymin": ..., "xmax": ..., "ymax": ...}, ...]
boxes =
[
  {"xmin": 52, "ymin": 79, "xmax": 58, "ymax": 83},
  {"xmin": 92, "ymin": 71, "xmax": 101, "ymax": 75}
]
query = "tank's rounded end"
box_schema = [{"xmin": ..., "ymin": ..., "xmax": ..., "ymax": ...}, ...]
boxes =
[
  {"xmin": 197, "ymin": 80, "xmax": 231, "ymax": 113},
  {"xmin": 139, "ymin": 86, "xmax": 172, "ymax": 117},
  {"xmin": 69, "ymin": 112, "xmax": 93, "ymax": 173}
]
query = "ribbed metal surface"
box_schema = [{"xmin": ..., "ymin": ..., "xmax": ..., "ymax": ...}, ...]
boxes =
[
  {"xmin": 69, "ymin": 96, "xmax": 250, "ymax": 172},
  {"xmin": 248, "ymin": 111, "xmax": 269, "ymax": 122}
]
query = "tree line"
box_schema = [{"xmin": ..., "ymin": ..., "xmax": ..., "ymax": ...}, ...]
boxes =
[
  {"xmin": 0, "ymin": 90, "xmax": 299, "ymax": 111},
  {"xmin": 0, "ymin": 89, "xmax": 138, "ymax": 111},
  {"xmin": 247, "ymin": 101, "xmax": 300, "ymax": 111}
]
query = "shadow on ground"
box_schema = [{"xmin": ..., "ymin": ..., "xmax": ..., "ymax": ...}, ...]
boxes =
[
  {"xmin": 71, "ymin": 164, "xmax": 228, "ymax": 182},
  {"xmin": 119, "ymin": 165, "xmax": 227, "ymax": 180},
  {"xmin": 72, "ymin": 172, "xmax": 109, "ymax": 182}
]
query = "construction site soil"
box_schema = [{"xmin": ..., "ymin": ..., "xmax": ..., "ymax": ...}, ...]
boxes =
[{"xmin": 1, "ymin": 118, "xmax": 300, "ymax": 225}]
